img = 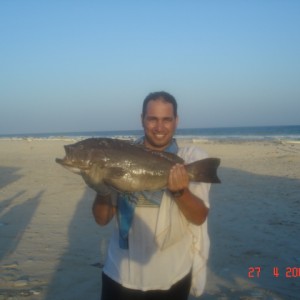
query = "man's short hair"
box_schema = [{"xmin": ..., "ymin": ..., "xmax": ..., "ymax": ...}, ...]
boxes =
[{"xmin": 142, "ymin": 91, "xmax": 178, "ymax": 118}]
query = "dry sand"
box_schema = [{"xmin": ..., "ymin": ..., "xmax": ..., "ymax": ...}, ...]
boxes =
[{"xmin": 0, "ymin": 138, "xmax": 299, "ymax": 300}]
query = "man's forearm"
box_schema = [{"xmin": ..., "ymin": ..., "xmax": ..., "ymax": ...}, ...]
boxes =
[
  {"xmin": 92, "ymin": 193, "xmax": 116, "ymax": 226},
  {"xmin": 172, "ymin": 188, "xmax": 209, "ymax": 225},
  {"xmin": 168, "ymin": 163, "xmax": 209, "ymax": 225}
]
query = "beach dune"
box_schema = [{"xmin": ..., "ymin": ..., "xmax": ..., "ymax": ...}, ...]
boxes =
[{"xmin": 0, "ymin": 139, "xmax": 300, "ymax": 299}]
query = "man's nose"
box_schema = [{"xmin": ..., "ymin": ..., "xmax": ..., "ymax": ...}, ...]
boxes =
[{"xmin": 154, "ymin": 120, "xmax": 164, "ymax": 131}]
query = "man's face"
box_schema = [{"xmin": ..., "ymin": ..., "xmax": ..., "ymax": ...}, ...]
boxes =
[{"xmin": 141, "ymin": 98, "xmax": 178, "ymax": 151}]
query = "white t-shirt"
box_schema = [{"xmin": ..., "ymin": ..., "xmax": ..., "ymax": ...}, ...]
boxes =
[{"xmin": 103, "ymin": 145, "xmax": 211, "ymax": 295}]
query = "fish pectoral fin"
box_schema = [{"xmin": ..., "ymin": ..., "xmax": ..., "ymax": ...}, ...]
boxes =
[{"xmin": 106, "ymin": 167, "xmax": 127, "ymax": 179}]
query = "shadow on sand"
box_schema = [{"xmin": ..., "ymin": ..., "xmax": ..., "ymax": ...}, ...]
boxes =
[
  {"xmin": 0, "ymin": 166, "xmax": 44, "ymax": 261},
  {"xmin": 44, "ymin": 166, "xmax": 300, "ymax": 300},
  {"xmin": 0, "ymin": 167, "xmax": 24, "ymax": 217},
  {"xmin": 198, "ymin": 167, "xmax": 300, "ymax": 300},
  {"xmin": 0, "ymin": 190, "xmax": 44, "ymax": 261},
  {"xmin": 0, "ymin": 166, "xmax": 23, "ymax": 190},
  {"xmin": 44, "ymin": 188, "xmax": 110, "ymax": 300}
]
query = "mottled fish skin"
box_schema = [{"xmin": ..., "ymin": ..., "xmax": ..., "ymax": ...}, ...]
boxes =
[{"xmin": 56, "ymin": 138, "xmax": 220, "ymax": 193}]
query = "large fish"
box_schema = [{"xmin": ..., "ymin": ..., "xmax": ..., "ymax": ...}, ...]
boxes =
[{"xmin": 55, "ymin": 138, "xmax": 220, "ymax": 194}]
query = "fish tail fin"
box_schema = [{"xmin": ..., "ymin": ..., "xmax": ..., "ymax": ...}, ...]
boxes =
[{"xmin": 186, "ymin": 158, "xmax": 221, "ymax": 183}]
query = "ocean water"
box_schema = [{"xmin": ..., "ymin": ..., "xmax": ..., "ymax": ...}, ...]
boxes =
[{"xmin": 1, "ymin": 125, "xmax": 300, "ymax": 142}]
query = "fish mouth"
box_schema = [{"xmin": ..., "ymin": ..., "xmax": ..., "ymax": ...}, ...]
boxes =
[
  {"xmin": 55, "ymin": 158, "xmax": 89, "ymax": 174},
  {"xmin": 55, "ymin": 158, "xmax": 65, "ymax": 165}
]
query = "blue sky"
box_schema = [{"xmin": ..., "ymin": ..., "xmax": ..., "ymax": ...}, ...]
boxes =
[{"xmin": 1, "ymin": 0, "xmax": 299, "ymax": 134}]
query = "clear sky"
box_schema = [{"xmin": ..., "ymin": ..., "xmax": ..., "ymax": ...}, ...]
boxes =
[{"xmin": 1, "ymin": 0, "xmax": 299, "ymax": 135}]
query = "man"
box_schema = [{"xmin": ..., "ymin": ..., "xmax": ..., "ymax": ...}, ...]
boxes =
[{"xmin": 93, "ymin": 91, "xmax": 211, "ymax": 299}]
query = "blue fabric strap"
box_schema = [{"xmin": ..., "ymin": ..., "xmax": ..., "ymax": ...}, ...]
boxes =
[
  {"xmin": 116, "ymin": 137, "xmax": 178, "ymax": 249},
  {"xmin": 117, "ymin": 193, "xmax": 136, "ymax": 249}
]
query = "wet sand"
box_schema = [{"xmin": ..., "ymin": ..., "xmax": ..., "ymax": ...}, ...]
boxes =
[{"xmin": 0, "ymin": 139, "xmax": 300, "ymax": 299}]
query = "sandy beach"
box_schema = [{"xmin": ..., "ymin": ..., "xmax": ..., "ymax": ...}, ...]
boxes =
[{"xmin": 0, "ymin": 138, "xmax": 300, "ymax": 300}]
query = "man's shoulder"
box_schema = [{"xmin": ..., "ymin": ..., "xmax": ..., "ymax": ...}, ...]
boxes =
[{"xmin": 178, "ymin": 144, "xmax": 208, "ymax": 163}]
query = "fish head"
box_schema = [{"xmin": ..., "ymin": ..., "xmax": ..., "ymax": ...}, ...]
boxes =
[{"xmin": 55, "ymin": 140, "xmax": 105, "ymax": 174}]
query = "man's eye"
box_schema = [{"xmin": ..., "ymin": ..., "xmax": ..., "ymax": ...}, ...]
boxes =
[
  {"xmin": 164, "ymin": 118, "xmax": 173, "ymax": 122},
  {"xmin": 147, "ymin": 118, "xmax": 157, "ymax": 122}
]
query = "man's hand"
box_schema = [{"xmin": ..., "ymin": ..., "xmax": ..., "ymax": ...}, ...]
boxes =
[
  {"xmin": 81, "ymin": 165, "xmax": 112, "ymax": 195},
  {"xmin": 167, "ymin": 163, "xmax": 209, "ymax": 225},
  {"xmin": 167, "ymin": 163, "xmax": 189, "ymax": 193}
]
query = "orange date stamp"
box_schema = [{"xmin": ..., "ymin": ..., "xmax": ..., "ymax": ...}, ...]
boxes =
[{"xmin": 248, "ymin": 266, "xmax": 300, "ymax": 278}]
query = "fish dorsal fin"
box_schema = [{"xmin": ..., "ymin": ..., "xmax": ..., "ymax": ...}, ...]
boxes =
[
  {"xmin": 146, "ymin": 149, "xmax": 184, "ymax": 163},
  {"xmin": 132, "ymin": 143, "xmax": 184, "ymax": 163}
]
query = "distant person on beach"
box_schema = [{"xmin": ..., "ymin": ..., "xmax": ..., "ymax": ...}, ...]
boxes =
[{"xmin": 92, "ymin": 91, "xmax": 211, "ymax": 299}]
